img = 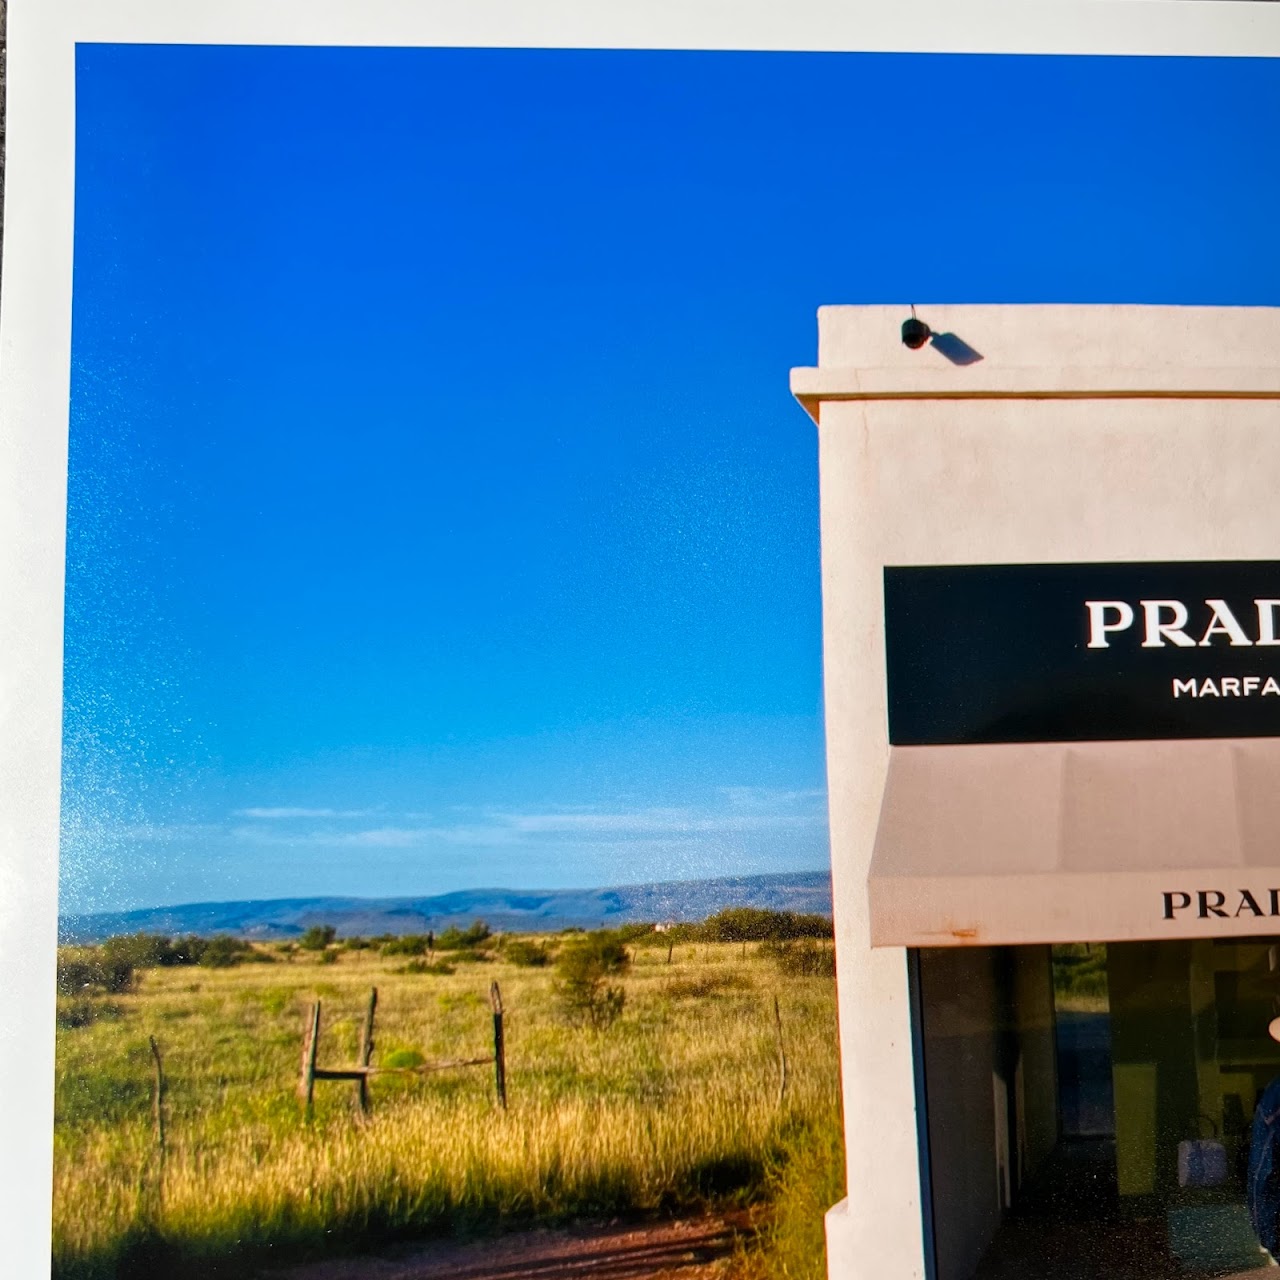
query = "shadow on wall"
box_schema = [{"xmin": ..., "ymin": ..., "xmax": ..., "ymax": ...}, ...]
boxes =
[{"xmin": 930, "ymin": 332, "xmax": 984, "ymax": 366}]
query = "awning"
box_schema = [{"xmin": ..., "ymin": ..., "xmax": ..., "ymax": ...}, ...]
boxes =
[{"xmin": 868, "ymin": 738, "xmax": 1280, "ymax": 948}]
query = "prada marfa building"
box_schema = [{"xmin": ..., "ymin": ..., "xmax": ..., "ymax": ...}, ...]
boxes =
[{"xmin": 792, "ymin": 305, "xmax": 1280, "ymax": 1280}]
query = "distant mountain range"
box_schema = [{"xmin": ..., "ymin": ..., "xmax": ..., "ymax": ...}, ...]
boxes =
[{"xmin": 59, "ymin": 869, "xmax": 832, "ymax": 944}]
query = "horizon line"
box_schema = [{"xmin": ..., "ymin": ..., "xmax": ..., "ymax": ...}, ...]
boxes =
[{"xmin": 59, "ymin": 865, "xmax": 834, "ymax": 921}]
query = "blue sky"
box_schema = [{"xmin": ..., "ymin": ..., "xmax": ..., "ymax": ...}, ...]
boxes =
[{"xmin": 63, "ymin": 46, "xmax": 1280, "ymax": 914}]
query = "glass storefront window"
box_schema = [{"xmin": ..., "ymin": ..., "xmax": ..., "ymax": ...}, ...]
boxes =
[{"xmin": 915, "ymin": 941, "xmax": 1280, "ymax": 1280}]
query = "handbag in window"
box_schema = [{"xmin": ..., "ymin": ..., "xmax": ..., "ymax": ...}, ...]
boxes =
[{"xmin": 1179, "ymin": 1114, "xmax": 1229, "ymax": 1189}]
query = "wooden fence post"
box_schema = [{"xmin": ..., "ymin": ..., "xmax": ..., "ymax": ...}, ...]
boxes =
[
  {"xmin": 490, "ymin": 981, "xmax": 507, "ymax": 1110},
  {"xmin": 357, "ymin": 987, "xmax": 378, "ymax": 1114},
  {"xmin": 773, "ymin": 994, "xmax": 788, "ymax": 1107},
  {"xmin": 299, "ymin": 1000, "xmax": 321, "ymax": 1118},
  {"xmin": 149, "ymin": 1035, "xmax": 166, "ymax": 1156}
]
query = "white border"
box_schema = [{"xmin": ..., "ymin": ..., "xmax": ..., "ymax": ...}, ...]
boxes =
[
  {"xmin": 5, "ymin": 3, "xmax": 1280, "ymax": 1276},
  {"xmin": 24, "ymin": 0, "xmax": 1280, "ymax": 55}
]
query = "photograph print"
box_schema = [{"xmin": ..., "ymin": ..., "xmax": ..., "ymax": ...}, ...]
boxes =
[
  {"xmin": 52, "ymin": 38, "xmax": 1280, "ymax": 1280},
  {"xmin": 57, "ymin": 43, "xmax": 841, "ymax": 1280}
]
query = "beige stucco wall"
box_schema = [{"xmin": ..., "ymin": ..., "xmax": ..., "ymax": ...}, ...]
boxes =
[
  {"xmin": 916, "ymin": 946, "xmax": 1005, "ymax": 1280},
  {"xmin": 794, "ymin": 304, "xmax": 1280, "ymax": 1279}
]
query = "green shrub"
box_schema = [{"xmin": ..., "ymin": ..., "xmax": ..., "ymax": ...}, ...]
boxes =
[
  {"xmin": 398, "ymin": 959, "xmax": 454, "ymax": 976},
  {"xmin": 762, "ymin": 939, "xmax": 836, "ymax": 978},
  {"xmin": 435, "ymin": 920, "xmax": 492, "ymax": 951},
  {"xmin": 664, "ymin": 972, "xmax": 750, "ymax": 1000},
  {"xmin": 381, "ymin": 1048, "xmax": 425, "ymax": 1070},
  {"xmin": 380, "ymin": 934, "xmax": 432, "ymax": 957},
  {"xmin": 56, "ymin": 952, "xmax": 135, "ymax": 996},
  {"xmin": 198, "ymin": 935, "xmax": 262, "ymax": 968},
  {"xmin": 56, "ymin": 998, "xmax": 124, "ymax": 1029},
  {"xmin": 299, "ymin": 925, "xmax": 337, "ymax": 951},
  {"xmin": 555, "ymin": 931, "xmax": 629, "ymax": 1029},
  {"xmin": 502, "ymin": 938, "xmax": 550, "ymax": 967}
]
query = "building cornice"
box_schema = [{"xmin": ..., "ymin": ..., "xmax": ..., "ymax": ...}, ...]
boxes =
[{"xmin": 790, "ymin": 365, "xmax": 1280, "ymax": 423}]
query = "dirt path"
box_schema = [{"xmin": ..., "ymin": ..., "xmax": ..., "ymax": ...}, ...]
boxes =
[{"xmin": 259, "ymin": 1212, "xmax": 758, "ymax": 1280}]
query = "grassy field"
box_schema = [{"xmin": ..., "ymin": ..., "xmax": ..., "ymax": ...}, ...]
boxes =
[
  {"xmin": 53, "ymin": 932, "xmax": 843, "ymax": 1279},
  {"xmin": 1050, "ymin": 942, "xmax": 1110, "ymax": 1014}
]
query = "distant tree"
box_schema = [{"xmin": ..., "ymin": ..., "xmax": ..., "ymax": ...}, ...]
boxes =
[
  {"xmin": 299, "ymin": 924, "xmax": 337, "ymax": 951},
  {"xmin": 435, "ymin": 920, "xmax": 491, "ymax": 951},
  {"xmin": 99, "ymin": 933, "xmax": 170, "ymax": 969},
  {"xmin": 699, "ymin": 908, "xmax": 832, "ymax": 944},
  {"xmin": 380, "ymin": 934, "xmax": 431, "ymax": 957},
  {"xmin": 164, "ymin": 934, "xmax": 208, "ymax": 965},
  {"xmin": 199, "ymin": 935, "xmax": 259, "ymax": 968}
]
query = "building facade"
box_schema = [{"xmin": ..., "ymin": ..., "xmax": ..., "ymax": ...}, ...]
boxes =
[{"xmin": 793, "ymin": 305, "xmax": 1280, "ymax": 1280}]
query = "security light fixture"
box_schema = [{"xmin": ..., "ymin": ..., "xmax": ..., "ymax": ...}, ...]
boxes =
[{"xmin": 901, "ymin": 307, "xmax": 932, "ymax": 350}]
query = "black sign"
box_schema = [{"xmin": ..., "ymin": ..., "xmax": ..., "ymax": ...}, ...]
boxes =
[{"xmin": 884, "ymin": 561, "xmax": 1280, "ymax": 745}]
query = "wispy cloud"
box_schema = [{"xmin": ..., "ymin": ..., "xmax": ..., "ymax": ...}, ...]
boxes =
[
  {"xmin": 336, "ymin": 827, "xmax": 429, "ymax": 848},
  {"xmin": 489, "ymin": 806, "xmax": 821, "ymax": 837},
  {"xmin": 381, "ymin": 796, "xmax": 826, "ymax": 849},
  {"xmin": 717, "ymin": 785, "xmax": 827, "ymax": 812},
  {"xmin": 221, "ymin": 789, "xmax": 828, "ymax": 861},
  {"xmin": 228, "ymin": 823, "xmax": 428, "ymax": 847},
  {"xmin": 89, "ymin": 786, "xmax": 827, "ymax": 911}
]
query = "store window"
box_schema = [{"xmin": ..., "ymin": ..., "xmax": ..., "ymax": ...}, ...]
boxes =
[{"xmin": 916, "ymin": 941, "xmax": 1280, "ymax": 1280}]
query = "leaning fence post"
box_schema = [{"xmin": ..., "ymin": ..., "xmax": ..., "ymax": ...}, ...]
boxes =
[
  {"xmin": 141, "ymin": 1035, "xmax": 168, "ymax": 1223},
  {"xmin": 149, "ymin": 1035, "xmax": 167, "ymax": 1156},
  {"xmin": 299, "ymin": 1000, "xmax": 321, "ymax": 1119},
  {"xmin": 490, "ymin": 981, "xmax": 507, "ymax": 1110},
  {"xmin": 357, "ymin": 987, "xmax": 378, "ymax": 1114},
  {"xmin": 773, "ymin": 994, "xmax": 788, "ymax": 1107}
]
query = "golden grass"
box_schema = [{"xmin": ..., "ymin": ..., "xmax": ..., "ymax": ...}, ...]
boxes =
[{"xmin": 53, "ymin": 940, "xmax": 841, "ymax": 1278}]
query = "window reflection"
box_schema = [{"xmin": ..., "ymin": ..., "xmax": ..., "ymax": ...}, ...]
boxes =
[{"xmin": 916, "ymin": 942, "xmax": 1280, "ymax": 1279}]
